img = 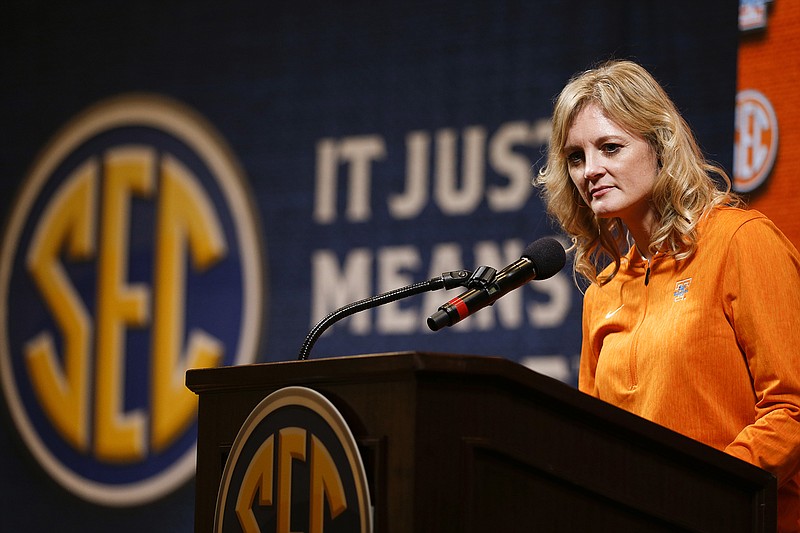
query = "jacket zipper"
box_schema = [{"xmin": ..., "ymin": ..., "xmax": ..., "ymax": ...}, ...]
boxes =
[{"xmin": 630, "ymin": 255, "xmax": 651, "ymax": 389}]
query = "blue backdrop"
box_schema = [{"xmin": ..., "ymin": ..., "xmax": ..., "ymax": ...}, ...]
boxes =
[{"xmin": 2, "ymin": 1, "xmax": 737, "ymax": 531}]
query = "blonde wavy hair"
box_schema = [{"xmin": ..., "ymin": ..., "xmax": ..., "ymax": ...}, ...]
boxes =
[{"xmin": 536, "ymin": 59, "xmax": 739, "ymax": 285}]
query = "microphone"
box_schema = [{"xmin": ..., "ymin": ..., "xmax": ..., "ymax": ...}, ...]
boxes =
[{"xmin": 426, "ymin": 237, "xmax": 566, "ymax": 331}]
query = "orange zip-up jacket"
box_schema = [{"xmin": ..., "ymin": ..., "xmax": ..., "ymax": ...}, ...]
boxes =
[{"xmin": 579, "ymin": 207, "xmax": 800, "ymax": 532}]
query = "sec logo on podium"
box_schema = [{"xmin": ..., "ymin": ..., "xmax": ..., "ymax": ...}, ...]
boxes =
[{"xmin": 215, "ymin": 386, "xmax": 372, "ymax": 533}]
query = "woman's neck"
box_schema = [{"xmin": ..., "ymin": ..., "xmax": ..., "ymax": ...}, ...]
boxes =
[{"xmin": 624, "ymin": 210, "xmax": 657, "ymax": 260}]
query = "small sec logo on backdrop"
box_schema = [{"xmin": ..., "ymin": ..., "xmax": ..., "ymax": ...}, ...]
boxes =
[
  {"xmin": 734, "ymin": 88, "xmax": 778, "ymax": 193},
  {"xmin": 0, "ymin": 94, "xmax": 265, "ymax": 506}
]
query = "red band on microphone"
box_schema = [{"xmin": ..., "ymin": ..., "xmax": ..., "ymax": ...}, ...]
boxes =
[{"xmin": 449, "ymin": 296, "xmax": 469, "ymax": 319}]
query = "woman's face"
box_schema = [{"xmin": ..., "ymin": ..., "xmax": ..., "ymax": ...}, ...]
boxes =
[{"xmin": 564, "ymin": 102, "xmax": 659, "ymax": 227}]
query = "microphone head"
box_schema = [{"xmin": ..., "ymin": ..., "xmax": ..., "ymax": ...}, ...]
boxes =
[{"xmin": 523, "ymin": 237, "xmax": 566, "ymax": 280}]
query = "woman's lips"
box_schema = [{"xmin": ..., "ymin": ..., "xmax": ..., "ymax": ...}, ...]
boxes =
[{"xmin": 590, "ymin": 185, "xmax": 613, "ymax": 199}]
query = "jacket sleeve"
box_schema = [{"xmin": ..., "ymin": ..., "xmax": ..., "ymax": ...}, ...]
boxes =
[
  {"xmin": 577, "ymin": 285, "xmax": 599, "ymax": 396},
  {"xmin": 723, "ymin": 216, "xmax": 800, "ymax": 486}
]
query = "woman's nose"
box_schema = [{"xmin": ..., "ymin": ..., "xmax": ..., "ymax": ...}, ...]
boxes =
[{"xmin": 583, "ymin": 152, "xmax": 605, "ymax": 180}]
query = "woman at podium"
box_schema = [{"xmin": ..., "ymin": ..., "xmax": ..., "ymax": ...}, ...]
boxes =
[{"xmin": 536, "ymin": 59, "xmax": 800, "ymax": 532}]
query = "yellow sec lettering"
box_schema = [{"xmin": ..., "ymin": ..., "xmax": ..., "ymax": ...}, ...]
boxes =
[
  {"xmin": 150, "ymin": 154, "xmax": 226, "ymax": 452},
  {"xmin": 278, "ymin": 427, "xmax": 306, "ymax": 533},
  {"xmin": 24, "ymin": 159, "xmax": 98, "ymax": 451},
  {"xmin": 309, "ymin": 435, "xmax": 348, "ymax": 533},
  {"xmin": 231, "ymin": 428, "xmax": 351, "ymax": 532},
  {"xmin": 235, "ymin": 434, "xmax": 275, "ymax": 533},
  {"xmin": 94, "ymin": 146, "xmax": 154, "ymax": 462}
]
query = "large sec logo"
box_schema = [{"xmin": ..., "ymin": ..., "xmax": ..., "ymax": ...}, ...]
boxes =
[
  {"xmin": 0, "ymin": 94, "xmax": 264, "ymax": 506},
  {"xmin": 215, "ymin": 387, "xmax": 372, "ymax": 533}
]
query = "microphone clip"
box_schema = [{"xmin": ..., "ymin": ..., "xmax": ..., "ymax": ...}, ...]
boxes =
[{"xmin": 464, "ymin": 265, "xmax": 498, "ymax": 290}]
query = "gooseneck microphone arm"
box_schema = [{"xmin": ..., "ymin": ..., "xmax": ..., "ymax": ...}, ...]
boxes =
[
  {"xmin": 298, "ymin": 237, "xmax": 566, "ymax": 360},
  {"xmin": 298, "ymin": 269, "xmax": 474, "ymax": 360}
]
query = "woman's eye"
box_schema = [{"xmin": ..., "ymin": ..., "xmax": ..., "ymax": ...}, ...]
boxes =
[
  {"xmin": 566, "ymin": 151, "xmax": 583, "ymax": 165},
  {"xmin": 603, "ymin": 143, "xmax": 621, "ymax": 154}
]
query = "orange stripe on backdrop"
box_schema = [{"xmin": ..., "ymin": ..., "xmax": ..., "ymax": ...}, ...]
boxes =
[{"xmin": 738, "ymin": 1, "xmax": 800, "ymax": 247}]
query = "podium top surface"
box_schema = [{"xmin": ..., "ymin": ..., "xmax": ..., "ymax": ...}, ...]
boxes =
[
  {"xmin": 186, "ymin": 351, "xmax": 774, "ymax": 488},
  {"xmin": 186, "ymin": 351, "xmax": 534, "ymax": 391}
]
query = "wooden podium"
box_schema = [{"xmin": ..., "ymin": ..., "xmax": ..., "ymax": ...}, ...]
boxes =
[{"xmin": 186, "ymin": 352, "xmax": 776, "ymax": 532}]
